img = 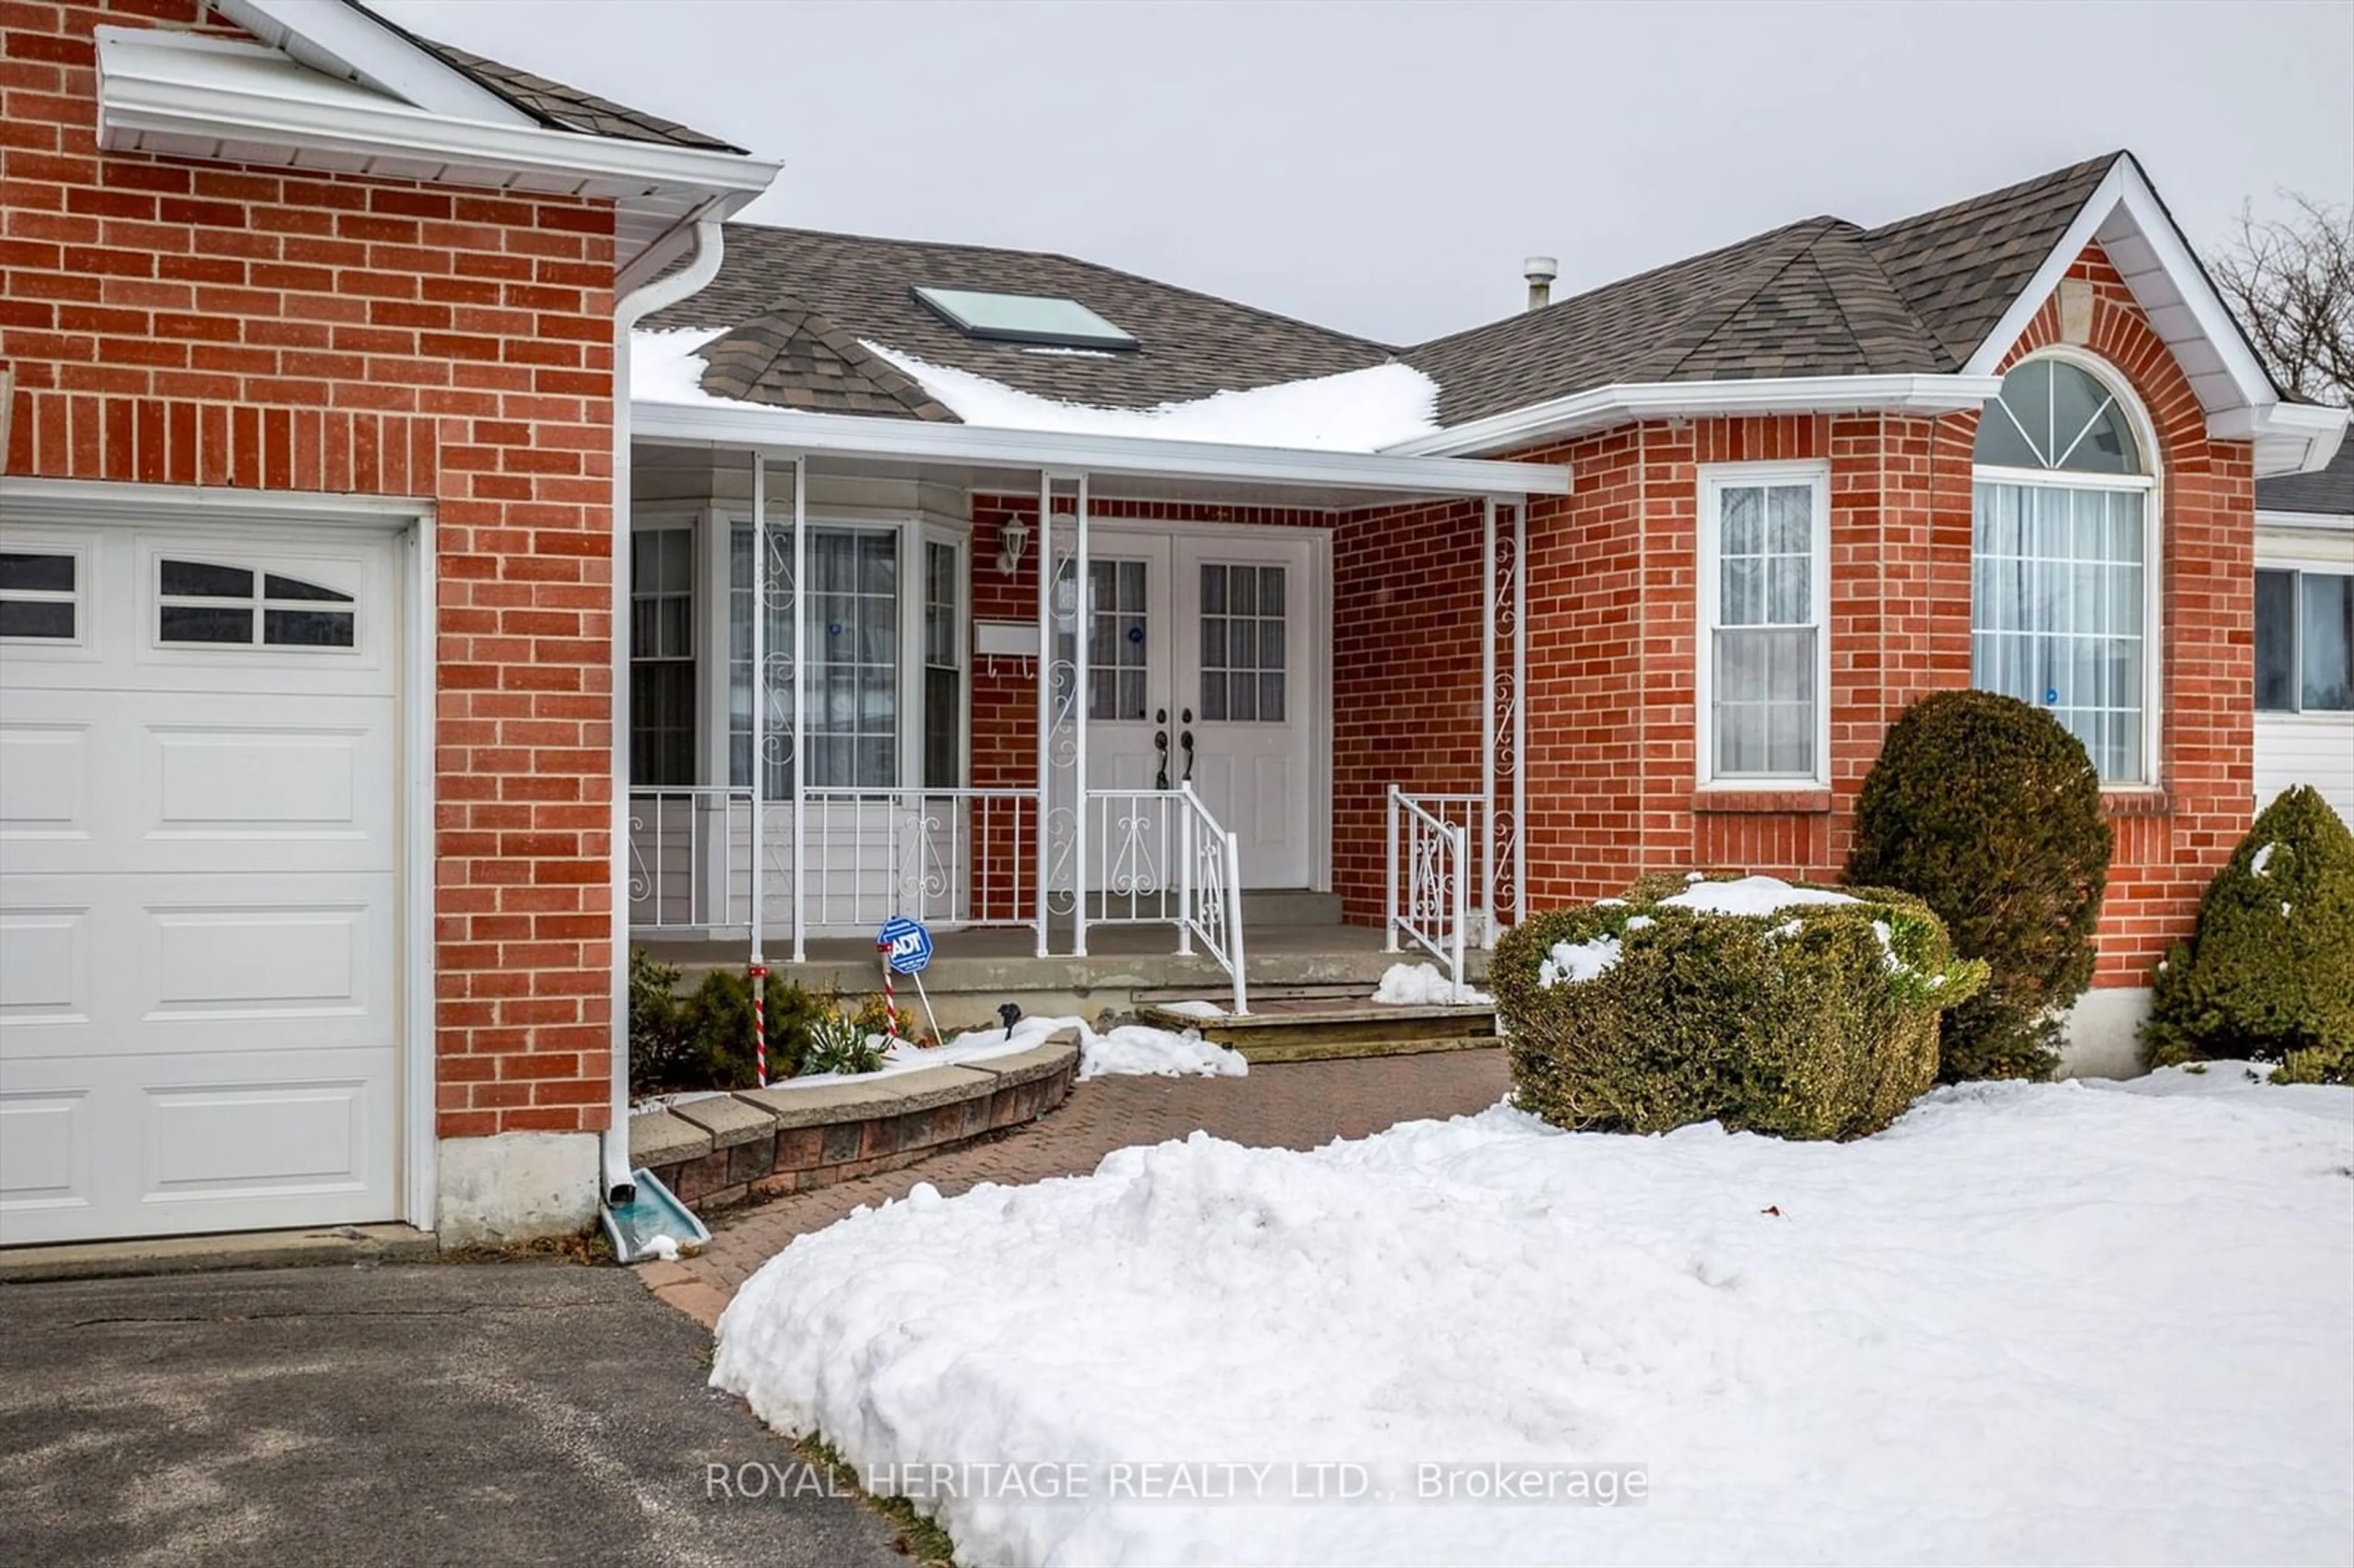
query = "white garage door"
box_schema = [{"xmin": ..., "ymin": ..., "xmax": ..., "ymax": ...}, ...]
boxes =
[{"xmin": 1, "ymin": 517, "xmax": 403, "ymax": 1245}]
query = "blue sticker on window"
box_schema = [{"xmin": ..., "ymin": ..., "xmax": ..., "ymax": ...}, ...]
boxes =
[
  {"xmin": 1127, "ymin": 625, "xmax": 1144, "ymax": 645},
  {"xmin": 828, "ymin": 621, "xmax": 844, "ymax": 636},
  {"xmin": 2044, "ymin": 687, "xmax": 2059, "ymax": 706}
]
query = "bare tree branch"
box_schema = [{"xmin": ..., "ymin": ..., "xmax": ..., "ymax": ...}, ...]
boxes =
[{"xmin": 2209, "ymin": 192, "xmax": 2353, "ymax": 408}]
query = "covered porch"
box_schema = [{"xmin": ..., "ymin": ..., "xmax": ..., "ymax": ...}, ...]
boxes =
[{"xmin": 621, "ymin": 410, "xmax": 1564, "ymax": 1011}]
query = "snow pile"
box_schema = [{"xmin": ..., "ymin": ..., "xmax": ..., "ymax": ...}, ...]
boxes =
[
  {"xmin": 1656, "ymin": 874, "xmax": 1859, "ymax": 917},
  {"xmin": 1075, "ymin": 1022, "xmax": 1247, "ymax": 1081},
  {"xmin": 714, "ymin": 1068, "xmax": 2354, "ymax": 1567},
  {"xmin": 763, "ymin": 1016, "xmax": 1061, "ymax": 1091},
  {"xmin": 1537, "ymin": 934, "xmax": 1621, "ymax": 988},
  {"xmin": 2254, "ymin": 842, "xmax": 2279, "ymax": 877},
  {"xmin": 1372, "ymin": 962, "xmax": 1491, "ymax": 1007},
  {"xmin": 1156, "ymin": 999, "xmax": 1229, "ymax": 1019},
  {"xmin": 862, "ymin": 341, "xmax": 1440, "ymax": 452}
]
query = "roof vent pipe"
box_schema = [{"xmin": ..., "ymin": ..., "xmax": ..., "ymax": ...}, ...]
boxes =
[{"xmin": 1523, "ymin": 256, "xmax": 1558, "ymax": 311}]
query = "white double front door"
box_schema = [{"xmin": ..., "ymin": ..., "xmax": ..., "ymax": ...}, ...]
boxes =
[{"xmin": 1076, "ymin": 528, "xmax": 1320, "ymax": 891}]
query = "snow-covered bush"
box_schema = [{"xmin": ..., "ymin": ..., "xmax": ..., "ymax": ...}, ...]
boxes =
[
  {"xmin": 2144, "ymin": 786, "xmax": 2354, "ymax": 1081},
  {"xmin": 1843, "ymin": 690, "xmax": 2111, "ymax": 1083},
  {"xmin": 1491, "ymin": 874, "xmax": 1985, "ymax": 1140}
]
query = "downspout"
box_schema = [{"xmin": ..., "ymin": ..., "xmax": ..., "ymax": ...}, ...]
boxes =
[{"xmin": 603, "ymin": 214, "xmax": 729, "ymax": 1205}]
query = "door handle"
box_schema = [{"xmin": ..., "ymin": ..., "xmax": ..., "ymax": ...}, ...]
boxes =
[
  {"xmin": 1179, "ymin": 723, "xmax": 1195, "ymax": 783},
  {"xmin": 1154, "ymin": 723, "xmax": 1170, "ymax": 791}
]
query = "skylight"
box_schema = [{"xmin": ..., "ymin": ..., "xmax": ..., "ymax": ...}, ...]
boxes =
[{"xmin": 912, "ymin": 286, "xmax": 1138, "ymax": 351}]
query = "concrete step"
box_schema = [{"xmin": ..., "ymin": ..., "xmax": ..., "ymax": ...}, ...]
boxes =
[
  {"xmin": 1136, "ymin": 1000, "xmax": 1498, "ymax": 1064},
  {"xmin": 1239, "ymin": 889, "xmax": 1344, "ymax": 926}
]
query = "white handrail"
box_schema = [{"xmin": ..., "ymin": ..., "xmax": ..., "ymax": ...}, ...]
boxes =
[
  {"xmin": 1386, "ymin": 786, "xmax": 1470, "ymax": 990},
  {"xmin": 1074, "ymin": 784, "xmax": 1249, "ymax": 1014}
]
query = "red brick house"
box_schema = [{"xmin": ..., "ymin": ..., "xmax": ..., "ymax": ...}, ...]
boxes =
[
  {"xmin": 0, "ymin": 0, "xmax": 775, "ymax": 1247},
  {"xmin": 4, "ymin": 5, "xmax": 2344, "ymax": 1250}
]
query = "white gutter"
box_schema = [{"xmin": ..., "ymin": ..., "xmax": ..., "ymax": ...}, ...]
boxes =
[
  {"xmin": 601, "ymin": 214, "xmax": 735, "ymax": 1205},
  {"xmin": 93, "ymin": 28, "xmax": 778, "ymax": 201},
  {"xmin": 631, "ymin": 402, "xmax": 1571, "ymax": 499},
  {"xmin": 1384, "ymin": 374, "xmax": 2006, "ymax": 459},
  {"xmin": 2214, "ymin": 399, "xmax": 2350, "ymax": 478}
]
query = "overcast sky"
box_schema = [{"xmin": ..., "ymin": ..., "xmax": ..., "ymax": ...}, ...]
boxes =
[{"xmin": 374, "ymin": 0, "xmax": 2353, "ymax": 348}]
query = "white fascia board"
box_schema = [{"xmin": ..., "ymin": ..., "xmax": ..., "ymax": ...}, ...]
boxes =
[
  {"xmin": 1961, "ymin": 156, "xmax": 2279, "ymax": 424},
  {"xmin": 210, "ymin": 0, "xmax": 532, "ymax": 124},
  {"xmin": 1383, "ymin": 375, "xmax": 2002, "ymax": 459},
  {"xmin": 2219, "ymin": 400, "xmax": 2349, "ymax": 478},
  {"xmin": 2257, "ymin": 508, "xmax": 2353, "ymax": 535},
  {"xmin": 630, "ymin": 401, "xmax": 1571, "ymax": 499},
  {"xmin": 94, "ymin": 28, "xmax": 777, "ymax": 200}
]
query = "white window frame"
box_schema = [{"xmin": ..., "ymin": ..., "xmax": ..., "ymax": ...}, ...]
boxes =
[
  {"xmin": 1968, "ymin": 346, "xmax": 2164, "ymax": 789},
  {"xmin": 0, "ymin": 532, "xmax": 93, "ymax": 651},
  {"xmin": 2256, "ymin": 561, "xmax": 2354, "ymax": 715},
  {"xmin": 920, "ymin": 523, "xmax": 970, "ymax": 791},
  {"xmin": 1696, "ymin": 459, "xmax": 1832, "ymax": 788}
]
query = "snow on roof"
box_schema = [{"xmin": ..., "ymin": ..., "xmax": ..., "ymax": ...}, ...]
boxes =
[
  {"xmin": 632, "ymin": 327, "xmax": 746, "ymax": 408},
  {"xmin": 631, "ymin": 326, "xmax": 1442, "ymax": 454},
  {"xmin": 860, "ymin": 341, "xmax": 1440, "ymax": 453}
]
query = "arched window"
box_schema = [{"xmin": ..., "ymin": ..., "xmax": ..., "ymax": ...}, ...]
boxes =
[{"xmin": 1970, "ymin": 356, "xmax": 2156, "ymax": 783}]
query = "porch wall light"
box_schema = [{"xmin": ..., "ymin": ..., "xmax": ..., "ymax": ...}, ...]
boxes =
[{"xmin": 996, "ymin": 515, "xmax": 1030, "ymax": 576}]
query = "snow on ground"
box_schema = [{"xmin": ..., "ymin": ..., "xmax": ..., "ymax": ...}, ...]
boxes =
[
  {"xmin": 862, "ymin": 341, "xmax": 1439, "ymax": 452},
  {"xmin": 714, "ymin": 1066, "xmax": 2354, "ymax": 1567},
  {"xmin": 768, "ymin": 1013, "xmax": 1244, "ymax": 1090},
  {"xmin": 1373, "ymin": 961, "xmax": 1491, "ymax": 1007}
]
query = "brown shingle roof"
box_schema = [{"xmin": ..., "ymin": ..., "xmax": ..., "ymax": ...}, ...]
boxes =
[
  {"xmin": 1862, "ymin": 152, "xmax": 2122, "ymax": 366},
  {"xmin": 1405, "ymin": 153, "xmax": 2124, "ymax": 427},
  {"xmin": 645, "ymin": 153, "xmax": 2171, "ymax": 435},
  {"xmin": 354, "ymin": 2, "xmax": 746, "ymax": 153},
  {"xmin": 647, "ymin": 224, "xmax": 1393, "ymax": 417},
  {"xmin": 694, "ymin": 300, "xmax": 959, "ymax": 422}
]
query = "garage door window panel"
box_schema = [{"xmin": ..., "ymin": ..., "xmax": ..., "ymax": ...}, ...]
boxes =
[
  {"xmin": 158, "ymin": 558, "xmax": 357, "ymax": 650},
  {"xmin": 0, "ymin": 549, "xmax": 81, "ymax": 641}
]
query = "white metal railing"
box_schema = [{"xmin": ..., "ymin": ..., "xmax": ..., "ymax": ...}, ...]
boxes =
[
  {"xmin": 1386, "ymin": 786, "xmax": 1471, "ymax": 989},
  {"xmin": 627, "ymin": 786, "xmax": 1038, "ymax": 940},
  {"xmin": 801, "ymin": 787, "xmax": 1037, "ymax": 937},
  {"xmin": 1078, "ymin": 782, "xmax": 1249, "ymax": 1014},
  {"xmin": 628, "ymin": 786, "xmax": 756, "ymax": 932}
]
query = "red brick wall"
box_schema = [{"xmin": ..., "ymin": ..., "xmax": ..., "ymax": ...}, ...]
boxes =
[
  {"xmin": 1479, "ymin": 242, "xmax": 2252, "ymax": 986},
  {"xmin": 2, "ymin": 1, "xmax": 621, "ymax": 1137}
]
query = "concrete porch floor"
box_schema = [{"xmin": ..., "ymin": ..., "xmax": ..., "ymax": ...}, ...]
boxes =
[{"xmin": 635, "ymin": 921, "xmax": 1491, "ymax": 1026}]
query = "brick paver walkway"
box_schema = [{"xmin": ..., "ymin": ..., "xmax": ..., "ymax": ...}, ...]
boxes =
[{"xmin": 637, "ymin": 1049, "xmax": 1512, "ymax": 1326}]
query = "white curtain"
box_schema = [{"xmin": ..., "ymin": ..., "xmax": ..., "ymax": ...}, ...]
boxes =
[{"xmin": 1970, "ymin": 482, "xmax": 2146, "ymax": 781}]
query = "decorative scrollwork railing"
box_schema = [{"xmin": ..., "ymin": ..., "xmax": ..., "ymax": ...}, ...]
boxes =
[
  {"xmin": 1076, "ymin": 783, "xmax": 1249, "ymax": 1014},
  {"xmin": 1386, "ymin": 786, "xmax": 1472, "ymax": 990}
]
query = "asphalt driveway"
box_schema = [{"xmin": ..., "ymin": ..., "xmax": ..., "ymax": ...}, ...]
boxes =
[{"xmin": 0, "ymin": 1262, "xmax": 905, "ymax": 1567}]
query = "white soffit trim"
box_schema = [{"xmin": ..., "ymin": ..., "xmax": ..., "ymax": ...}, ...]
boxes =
[
  {"xmin": 631, "ymin": 401, "xmax": 1571, "ymax": 500},
  {"xmin": 209, "ymin": 0, "xmax": 531, "ymax": 125},
  {"xmin": 1959, "ymin": 155, "xmax": 2342, "ymax": 476},
  {"xmin": 1381, "ymin": 375, "xmax": 2003, "ymax": 459},
  {"xmin": 93, "ymin": 29, "xmax": 777, "ymax": 201}
]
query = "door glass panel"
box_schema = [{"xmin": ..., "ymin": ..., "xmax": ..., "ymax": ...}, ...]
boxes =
[
  {"xmin": 1079, "ymin": 558, "xmax": 1149, "ymax": 722},
  {"xmin": 161, "ymin": 560, "xmax": 254, "ymax": 597},
  {"xmin": 1198, "ymin": 562, "xmax": 1286, "ymax": 723}
]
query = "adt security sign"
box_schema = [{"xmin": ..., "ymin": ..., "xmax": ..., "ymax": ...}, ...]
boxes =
[{"xmin": 878, "ymin": 916, "xmax": 932, "ymax": 975}]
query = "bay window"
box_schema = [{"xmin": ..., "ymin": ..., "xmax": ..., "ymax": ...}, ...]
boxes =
[
  {"xmin": 1699, "ymin": 463, "xmax": 1829, "ymax": 785},
  {"xmin": 2257, "ymin": 567, "xmax": 2354, "ymax": 713},
  {"xmin": 1970, "ymin": 356, "xmax": 2155, "ymax": 784}
]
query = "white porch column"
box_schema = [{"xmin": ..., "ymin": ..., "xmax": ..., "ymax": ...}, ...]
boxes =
[
  {"xmin": 788, "ymin": 455, "xmax": 808, "ymax": 962},
  {"xmin": 1480, "ymin": 498, "xmax": 1496, "ymax": 942},
  {"xmin": 747, "ymin": 454, "xmax": 766, "ymax": 962},
  {"xmin": 1071, "ymin": 473, "xmax": 1092, "ymax": 957},
  {"xmin": 1034, "ymin": 471, "xmax": 1051, "ymax": 957},
  {"xmin": 1484, "ymin": 497, "xmax": 1527, "ymax": 937}
]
